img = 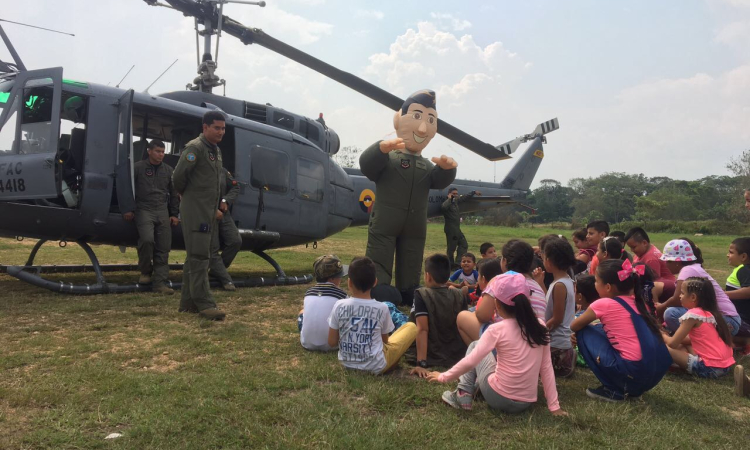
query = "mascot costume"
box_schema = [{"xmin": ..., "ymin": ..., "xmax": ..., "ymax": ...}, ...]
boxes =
[{"xmin": 359, "ymin": 90, "xmax": 457, "ymax": 305}]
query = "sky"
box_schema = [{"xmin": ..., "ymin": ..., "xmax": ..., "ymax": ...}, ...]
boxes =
[{"xmin": 3, "ymin": 0, "xmax": 750, "ymax": 188}]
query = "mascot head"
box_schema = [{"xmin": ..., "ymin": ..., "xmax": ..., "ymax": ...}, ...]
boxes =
[{"xmin": 393, "ymin": 89, "xmax": 437, "ymax": 154}]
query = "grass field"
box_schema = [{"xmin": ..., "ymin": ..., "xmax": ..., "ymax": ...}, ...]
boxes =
[{"xmin": 1, "ymin": 224, "xmax": 749, "ymax": 449}]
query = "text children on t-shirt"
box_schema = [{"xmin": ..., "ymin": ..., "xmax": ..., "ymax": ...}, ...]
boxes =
[
  {"xmin": 663, "ymin": 277, "xmax": 735, "ymax": 378},
  {"xmin": 412, "ymin": 254, "xmax": 469, "ymax": 368},
  {"xmin": 571, "ymin": 259, "xmax": 671, "ymax": 402},
  {"xmin": 724, "ymin": 237, "xmax": 750, "ymax": 354},
  {"xmin": 586, "ymin": 220, "xmax": 609, "ymax": 276},
  {"xmin": 299, "ymin": 254, "xmax": 348, "ymax": 351},
  {"xmin": 327, "ymin": 257, "xmax": 417, "ymax": 374},
  {"xmin": 542, "ymin": 238, "xmax": 578, "ymax": 378},
  {"xmin": 411, "ymin": 273, "xmax": 566, "ymax": 417},
  {"xmin": 659, "ymin": 238, "xmax": 742, "ymax": 336},
  {"xmin": 480, "ymin": 242, "xmax": 497, "ymax": 260}
]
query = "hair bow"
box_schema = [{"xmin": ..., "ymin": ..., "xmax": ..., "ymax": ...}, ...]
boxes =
[{"xmin": 617, "ymin": 259, "xmax": 644, "ymax": 281}]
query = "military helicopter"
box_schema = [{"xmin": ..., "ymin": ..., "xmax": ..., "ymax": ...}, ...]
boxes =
[{"xmin": 0, "ymin": 0, "xmax": 559, "ymax": 294}]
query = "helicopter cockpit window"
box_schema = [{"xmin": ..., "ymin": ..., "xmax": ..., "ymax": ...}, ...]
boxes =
[
  {"xmin": 0, "ymin": 95, "xmax": 19, "ymax": 157},
  {"xmin": 19, "ymin": 78, "xmax": 55, "ymax": 154},
  {"xmin": 296, "ymin": 157, "xmax": 324, "ymax": 202},
  {"xmin": 273, "ymin": 111, "xmax": 295, "ymax": 130},
  {"xmin": 250, "ymin": 146, "xmax": 289, "ymax": 193}
]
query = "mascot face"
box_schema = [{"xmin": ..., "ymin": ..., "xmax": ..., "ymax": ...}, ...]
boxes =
[{"xmin": 394, "ymin": 102, "xmax": 437, "ymax": 154}]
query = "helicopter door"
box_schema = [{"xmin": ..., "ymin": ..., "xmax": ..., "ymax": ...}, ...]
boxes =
[
  {"xmin": 0, "ymin": 67, "xmax": 63, "ymax": 200},
  {"xmin": 114, "ymin": 90, "xmax": 136, "ymax": 215}
]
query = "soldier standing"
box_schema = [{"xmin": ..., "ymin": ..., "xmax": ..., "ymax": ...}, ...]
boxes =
[
  {"xmin": 360, "ymin": 90, "xmax": 457, "ymax": 306},
  {"xmin": 208, "ymin": 168, "xmax": 242, "ymax": 290},
  {"xmin": 173, "ymin": 111, "xmax": 227, "ymax": 321},
  {"xmin": 123, "ymin": 139, "xmax": 179, "ymax": 294},
  {"xmin": 441, "ymin": 187, "xmax": 479, "ymax": 267}
]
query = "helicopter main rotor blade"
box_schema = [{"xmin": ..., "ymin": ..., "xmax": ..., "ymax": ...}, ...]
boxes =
[{"xmin": 160, "ymin": 0, "xmax": 511, "ymax": 161}]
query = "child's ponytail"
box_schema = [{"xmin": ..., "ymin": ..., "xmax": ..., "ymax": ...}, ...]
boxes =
[{"xmin": 503, "ymin": 294, "xmax": 550, "ymax": 347}]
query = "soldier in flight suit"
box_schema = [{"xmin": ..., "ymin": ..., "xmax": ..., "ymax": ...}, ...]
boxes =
[
  {"xmin": 173, "ymin": 111, "xmax": 227, "ymax": 321},
  {"xmin": 208, "ymin": 168, "xmax": 242, "ymax": 291},
  {"xmin": 360, "ymin": 90, "xmax": 457, "ymax": 306},
  {"xmin": 123, "ymin": 140, "xmax": 179, "ymax": 294},
  {"xmin": 442, "ymin": 187, "xmax": 479, "ymax": 267}
]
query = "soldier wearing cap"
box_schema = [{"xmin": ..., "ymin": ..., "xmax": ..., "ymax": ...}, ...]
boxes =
[
  {"xmin": 360, "ymin": 89, "xmax": 457, "ymax": 306},
  {"xmin": 298, "ymin": 255, "xmax": 348, "ymax": 351},
  {"xmin": 173, "ymin": 110, "xmax": 227, "ymax": 321},
  {"xmin": 123, "ymin": 139, "xmax": 179, "ymax": 294},
  {"xmin": 208, "ymin": 168, "xmax": 243, "ymax": 290}
]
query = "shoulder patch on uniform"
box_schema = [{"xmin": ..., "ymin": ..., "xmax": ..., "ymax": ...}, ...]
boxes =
[{"xmin": 186, "ymin": 152, "xmax": 196, "ymax": 162}]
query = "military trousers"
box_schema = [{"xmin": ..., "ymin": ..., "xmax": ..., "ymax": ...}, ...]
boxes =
[
  {"xmin": 135, "ymin": 209, "xmax": 172, "ymax": 286},
  {"xmin": 445, "ymin": 228, "xmax": 468, "ymax": 267},
  {"xmin": 208, "ymin": 212, "xmax": 240, "ymax": 286},
  {"xmin": 366, "ymin": 229, "xmax": 425, "ymax": 294},
  {"xmin": 180, "ymin": 223, "xmax": 217, "ymax": 312}
]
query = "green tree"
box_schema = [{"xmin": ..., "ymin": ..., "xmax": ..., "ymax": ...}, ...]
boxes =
[{"xmin": 527, "ymin": 179, "xmax": 575, "ymax": 223}]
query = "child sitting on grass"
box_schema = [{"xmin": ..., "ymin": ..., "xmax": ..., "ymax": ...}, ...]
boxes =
[
  {"xmin": 573, "ymin": 274, "xmax": 600, "ymax": 367},
  {"xmin": 411, "ymin": 254, "xmax": 468, "ymax": 368},
  {"xmin": 659, "ymin": 238, "xmax": 742, "ymax": 336},
  {"xmin": 327, "ymin": 257, "xmax": 417, "ymax": 374},
  {"xmin": 586, "ymin": 220, "xmax": 610, "ymax": 275},
  {"xmin": 411, "ymin": 273, "xmax": 566, "ymax": 417},
  {"xmin": 467, "ymin": 258, "xmax": 503, "ymax": 308},
  {"xmin": 543, "ymin": 238, "xmax": 578, "ymax": 378},
  {"xmin": 480, "ymin": 242, "xmax": 497, "ymax": 260},
  {"xmin": 571, "ymin": 259, "xmax": 672, "ymax": 402},
  {"xmin": 299, "ymin": 255, "xmax": 348, "ymax": 351},
  {"xmin": 447, "ymin": 252, "xmax": 479, "ymax": 291},
  {"xmin": 724, "ymin": 237, "xmax": 750, "ymax": 354},
  {"xmin": 663, "ymin": 277, "xmax": 735, "ymax": 378},
  {"xmin": 624, "ymin": 227, "xmax": 676, "ymax": 302}
]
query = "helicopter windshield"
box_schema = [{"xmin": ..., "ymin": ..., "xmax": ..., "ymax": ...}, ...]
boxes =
[{"xmin": 0, "ymin": 80, "xmax": 16, "ymax": 155}]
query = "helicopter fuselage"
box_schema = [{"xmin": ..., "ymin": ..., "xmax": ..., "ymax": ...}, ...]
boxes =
[{"xmin": 0, "ymin": 69, "xmax": 531, "ymax": 254}]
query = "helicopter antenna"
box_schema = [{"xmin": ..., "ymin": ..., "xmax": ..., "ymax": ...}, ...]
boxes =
[
  {"xmin": 0, "ymin": 19, "xmax": 75, "ymax": 37},
  {"xmin": 144, "ymin": 59, "xmax": 179, "ymax": 93},
  {"xmin": 115, "ymin": 64, "xmax": 135, "ymax": 88}
]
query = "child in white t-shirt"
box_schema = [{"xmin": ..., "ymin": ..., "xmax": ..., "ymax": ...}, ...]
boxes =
[
  {"xmin": 298, "ymin": 255, "xmax": 348, "ymax": 351},
  {"xmin": 327, "ymin": 257, "xmax": 417, "ymax": 374}
]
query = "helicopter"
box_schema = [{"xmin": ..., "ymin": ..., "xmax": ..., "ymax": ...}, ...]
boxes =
[{"xmin": 0, "ymin": 0, "xmax": 559, "ymax": 295}]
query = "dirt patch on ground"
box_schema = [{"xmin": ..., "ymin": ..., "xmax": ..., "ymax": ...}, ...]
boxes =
[{"xmin": 720, "ymin": 405, "xmax": 750, "ymax": 420}]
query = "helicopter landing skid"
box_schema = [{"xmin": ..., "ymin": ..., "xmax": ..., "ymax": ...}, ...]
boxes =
[{"xmin": 4, "ymin": 241, "xmax": 312, "ymax": 295}]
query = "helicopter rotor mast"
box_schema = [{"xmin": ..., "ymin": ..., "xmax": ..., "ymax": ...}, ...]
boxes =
[{"xmin": 151, "ymin": 0, "xmax": 512, "ymax": 161}]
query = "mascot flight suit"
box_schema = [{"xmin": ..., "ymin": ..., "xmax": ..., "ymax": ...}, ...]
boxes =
[{"xmin": 360, "ymin": 90, "xmax": 457, "ymax": 306}]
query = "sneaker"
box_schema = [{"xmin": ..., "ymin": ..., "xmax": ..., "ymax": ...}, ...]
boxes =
[
  {"xmin": 586, "ymin": 386, "xmax": 624, "ymax": 402},
  {"xmin": 199, "ymin": 308, "xmax": 226, "ymax": 321},
  {"xmin": 153, "ymin": 284, "xmax": 174, "ymax": 295},
  {"xmin": 222, "ymin": 282, "xmax": 236, "ymax": 292},
  {"xmin": 441, "ymin": 389, "xmax": 473, "ymax": 411},
  {"xmin": 735, "ymin": 365, "xmax": 750, "ymax": 398},
  {"xmin": 139, "ymin": 274, "xmax": 152, "ymax": 284}
]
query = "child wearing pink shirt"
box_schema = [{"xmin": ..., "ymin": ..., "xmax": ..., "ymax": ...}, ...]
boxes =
[
  {"xmin": 663, "ymin": 277, "xmax": 735, "ymax": 378},
  {"xmin": 571, "ymin": 259, "xmax": 671, "ymax": 402},
  {"xmin": 412, "ymin": 273, "xmax": 566, "ymax": 416}
]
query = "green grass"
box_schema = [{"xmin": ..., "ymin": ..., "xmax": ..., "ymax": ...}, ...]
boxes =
[{"xmin": 1, "ymin": 225, "xmax": 749, "ymax": 449}]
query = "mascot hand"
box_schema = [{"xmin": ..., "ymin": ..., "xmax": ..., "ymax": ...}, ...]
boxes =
[
  {"xmin": 379, "ymin": 138, "xmax": 406, "ymax": 154},
  {"xmin": 431, "ymin": 155, "xmax": 458, "ymax": 170}
]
